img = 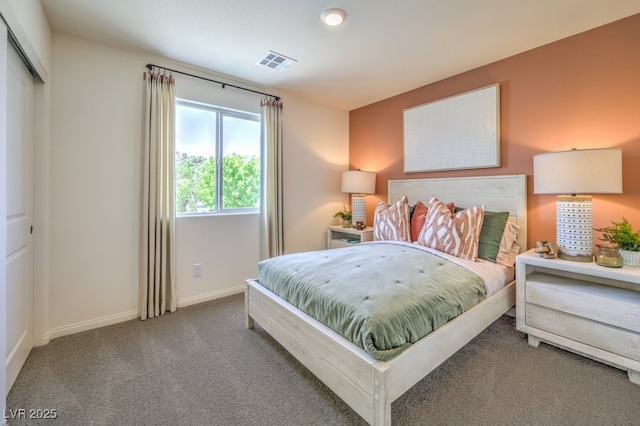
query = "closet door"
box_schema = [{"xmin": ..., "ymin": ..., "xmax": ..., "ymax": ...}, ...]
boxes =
[{"xmin": 5, "ymin": 41, "xmax": 34, "ymax": 393}]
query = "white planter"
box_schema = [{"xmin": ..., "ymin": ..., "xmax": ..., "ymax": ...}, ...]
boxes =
[{"xmin": 620, "ymin": 250, "xmax": 640, "ymax": 267}]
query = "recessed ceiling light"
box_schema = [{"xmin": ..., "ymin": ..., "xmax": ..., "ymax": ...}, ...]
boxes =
[{"xmin": 321, "ymin": 8, "xmax": 347, "ymax": 26}]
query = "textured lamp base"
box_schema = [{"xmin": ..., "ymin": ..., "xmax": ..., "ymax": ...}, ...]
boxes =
[
  {"xmin": 351, "ymin": 193, "xmax": 366, "ymax": 225},
  {"xmin": 556, "ymin": 195, "xmax": 593, "ymax": 262}
]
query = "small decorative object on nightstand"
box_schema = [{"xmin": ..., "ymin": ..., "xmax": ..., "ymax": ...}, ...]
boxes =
[
  {"xmin": 534, "ymin": 240, "xmax": 556, "ymax": 259},
  {"xmin": 334, "ymin": 206, "xmax": 352, "ymax": 228},
  {"xmin": 594, "ymin": 244, "xmax": 623, "ymax": 268},
  {"xmin": 327, "ymin": 225, "xmax": 373, "ymax": 249},
  {"xmin": 595, "ymin": 217, "xmax": 640, "ymax": 267},
  {"xmin": 353, "ymin": 221, "xmax": 366, "ymax": 230}
]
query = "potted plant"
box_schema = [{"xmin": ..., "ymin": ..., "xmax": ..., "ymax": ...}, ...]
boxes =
[
  {"xmin": 595, "ymin": 218, "xmax": 640, "ymax": 267},
  {"xmin": 334, "ymin": 206, "xmax": 352, "ymax": 228}
]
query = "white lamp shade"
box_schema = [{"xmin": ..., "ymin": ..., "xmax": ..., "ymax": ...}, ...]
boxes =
[
  {"xmin": 533, "ymin": 148, "xmax": 622, "ymax": 195},
  {"xmin": 342, "ymin": 170, "xmax": 376, "ymax": 194}
]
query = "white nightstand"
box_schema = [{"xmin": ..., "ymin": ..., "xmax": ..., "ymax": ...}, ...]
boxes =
[
  {"xmin": 515, "ymin": 249, "xmax": 640, "ymax": 384},
  {"xmin": 327, "ymin": 225, "xmax": 373, "ymax": 249}
]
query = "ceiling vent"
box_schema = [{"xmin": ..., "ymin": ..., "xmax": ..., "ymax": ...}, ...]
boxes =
[{"xmin": 257, "ymin": 51, "xmax": 297, "ymax": 72}]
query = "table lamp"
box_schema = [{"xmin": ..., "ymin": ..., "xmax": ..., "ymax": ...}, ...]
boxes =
[
  {"xmin": 533, "ymin": 148, "xmax": 622, "ymax": 261},
  {"xmin": 342, "ymin": 170, "xmax": 376, "ymax": 225}
]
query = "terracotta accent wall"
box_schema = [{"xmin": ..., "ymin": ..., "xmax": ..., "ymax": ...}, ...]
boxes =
[{"xmin": 350, "ymin": 14, "xmax": 640, "ymax": 249}]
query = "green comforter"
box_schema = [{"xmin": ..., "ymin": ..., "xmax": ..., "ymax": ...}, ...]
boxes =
[{"xmin": 257, "ymin": 241, "xmax": 486, "ymax": 361}]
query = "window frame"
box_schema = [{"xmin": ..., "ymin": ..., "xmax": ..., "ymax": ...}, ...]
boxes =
[{"xmin": 175, "ymin": 99, "xmax": 261, "ymax": 216}]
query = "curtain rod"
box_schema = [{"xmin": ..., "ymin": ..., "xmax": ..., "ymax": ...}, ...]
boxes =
[{"xmin": 146, "ymin": 63, "xmax": 280, "ymax": 101}]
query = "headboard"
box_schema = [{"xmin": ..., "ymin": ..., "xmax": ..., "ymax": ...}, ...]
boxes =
[{"xmin": 388, "ymin": 174, "xmax": 527, "ymax": 251}]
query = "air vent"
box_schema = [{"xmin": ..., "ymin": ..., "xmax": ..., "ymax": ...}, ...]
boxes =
[{"xmin": 257, "ymin": 51, "xmax": 297, "ymax": 72}]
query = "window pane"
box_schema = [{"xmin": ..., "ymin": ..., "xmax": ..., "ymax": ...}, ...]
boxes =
[
  {"xmin": 222, "ymin": 115, "xmax": 261, "ymax": 209},
  {"xmin": 175, "ymin": 104, "xmax": 217, "ymax": 213}
]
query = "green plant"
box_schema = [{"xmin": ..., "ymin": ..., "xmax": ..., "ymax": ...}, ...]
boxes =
[
  {"xmin": 595, "ymin": 218, "xmax": 640, "ymax": 252},
  {"xmin": 334, "ymin": 206, "xmax": 352, "ymax": 220},
  {"xmin": 176, "ymin": 151, "xmax": 260, "ymax": 213}
]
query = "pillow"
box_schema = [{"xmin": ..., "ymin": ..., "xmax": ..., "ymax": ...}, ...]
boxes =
[
  {"xmin": 477, "ymin": 211, "xmax": 510, "ymax": 262},
  {"xmin": 410, "ymin": 200, "xmax": 455, "ymax": 242},
  {"xmin": 410, "ymin": 201, "xmax": 428, "ymax": 243},
  {"xmin": 418, "ymin": 197, "xmax": 485, "ymax": 261},
  {"xmin": 373, "ymin": 195, "xmax": 410, "ymax": 242},
  {"xmin": 496, "ymin": 221, "xmax": 521, "ymax": 266}
]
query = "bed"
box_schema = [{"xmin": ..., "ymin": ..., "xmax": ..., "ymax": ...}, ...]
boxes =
[{"xmin": 245, "ymin": 174, "xmax": 527, "ymax": 425}]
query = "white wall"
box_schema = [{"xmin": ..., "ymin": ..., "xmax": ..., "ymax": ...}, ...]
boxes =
[
  {"xmin": 281, "ymin": 96, "xmax": 350, "ymax": 253},
  {"xmin": 48, "ymin": 33, "xmax": 349, "ymax": 336},
  {"xmin": 48, "ymin": 35, "xmax": 143, "ymax": 336}
]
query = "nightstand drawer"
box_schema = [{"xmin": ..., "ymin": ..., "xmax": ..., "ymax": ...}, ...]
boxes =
[
  {"xmin": 525, "ymin": 304, "xmax": 640, "ymax": 362},
  {"xmin": 525, "ymin": 272, "xmax": 640, "ymax": 333}
]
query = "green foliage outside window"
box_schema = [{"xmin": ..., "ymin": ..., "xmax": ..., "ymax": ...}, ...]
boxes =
[
  {"xmin": 222, "ymin": 153, "xmax": 261, "ymax": 209},
  {"xmin": 176, "ymin": 152, "xmax": 260, "ymax": 213}
]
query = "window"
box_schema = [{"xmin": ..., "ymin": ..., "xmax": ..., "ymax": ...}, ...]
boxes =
[{"xmin": 175, "ymin": 100, "xmax": 261, "ymax": 214}]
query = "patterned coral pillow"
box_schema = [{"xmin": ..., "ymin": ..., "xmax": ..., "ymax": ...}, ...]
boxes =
[
  {"xmin": 418, "ymin": 197, "xmax": 485, "ymax": 261},
  {"xmin": 496, "ymin": 221, "xmax": 521, "ymax": 266},
  {"xmin": 373, "ymin": 195, "xmax": 410, "ymax": 242},
  {"xmin": 410, "ymin": 200, "xmax": 455, "ymax": 242}
]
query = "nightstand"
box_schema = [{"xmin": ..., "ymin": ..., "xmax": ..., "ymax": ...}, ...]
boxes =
[
  {"xmin": 327, "ymin": 225, "xmax": 373, "ymax": 249},
  {"xmin": 515, "ymin": 249, "xmax": 640, "ymax": 384}
]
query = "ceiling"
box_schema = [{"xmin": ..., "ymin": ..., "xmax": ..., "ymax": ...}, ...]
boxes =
[{"xmin": 40, "ymin": 0, "xmax": 640, "ymax": 111}]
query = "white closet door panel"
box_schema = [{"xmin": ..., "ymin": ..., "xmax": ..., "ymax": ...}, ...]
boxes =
[{"xmin": 5, "ymin": 41, "xmax": 34, "ymax": 394}]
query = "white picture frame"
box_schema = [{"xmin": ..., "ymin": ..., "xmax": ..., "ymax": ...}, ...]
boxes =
[{"xmin": 403, "ymin": 84, "xmax": 500, "ymax": 173}]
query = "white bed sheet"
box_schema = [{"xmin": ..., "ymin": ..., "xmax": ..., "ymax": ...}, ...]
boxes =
[{"xmin": 361, "ymin": 240, "xmax": 514, "ymax": 297}]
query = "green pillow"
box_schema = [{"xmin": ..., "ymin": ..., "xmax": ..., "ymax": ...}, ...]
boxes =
[{"xmin": 478, "ymin": 211, "xmax": 509, "ymax": 262}]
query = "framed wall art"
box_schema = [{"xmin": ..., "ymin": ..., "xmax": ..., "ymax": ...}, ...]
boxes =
[{"xmin": 403, "ymin": 84, "xmax": 500, "ymax": 173}]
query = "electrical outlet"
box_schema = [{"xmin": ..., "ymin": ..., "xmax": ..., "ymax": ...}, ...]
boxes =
[{"xmin": 193, "ymin": 263, "xmax": 202, "ymax": 277}]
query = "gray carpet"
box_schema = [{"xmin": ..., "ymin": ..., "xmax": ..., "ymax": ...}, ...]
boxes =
[{"xmin": 7, "ymin": 294, "xmax": 640, "ymax": 425}]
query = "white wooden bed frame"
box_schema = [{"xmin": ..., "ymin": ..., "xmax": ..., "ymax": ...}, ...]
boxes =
[{"xmin": 245, "ymin": 174, "xmax": 527, "ymax": 425}]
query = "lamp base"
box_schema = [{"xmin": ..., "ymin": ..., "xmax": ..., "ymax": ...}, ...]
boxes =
[
  {"xmin": 557, "ymin": 251, "xmax": 593, "ymax": 262},
  {"xmin": 351, "ymin": 193, "xmax": 367, "ymax": 225},
  {"xmin": 556, "ymin": 195, "xmax": 593, "ymax": 262}
]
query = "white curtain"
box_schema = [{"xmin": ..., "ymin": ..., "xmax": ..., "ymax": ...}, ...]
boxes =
[
  {"xmin": 140, "ymin": 68, "xmax": 177, "ymax": 319},
  {"xmin": 259, "ymin": 98, "xmax": 285, "ymax": 259}
]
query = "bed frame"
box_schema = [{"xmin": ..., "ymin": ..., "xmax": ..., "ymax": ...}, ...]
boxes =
[{"xmin": 245, "ymin": 174, "xmax": 527, "ymax": 425}]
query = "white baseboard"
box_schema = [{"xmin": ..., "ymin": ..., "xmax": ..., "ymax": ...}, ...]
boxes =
[
  {"xmin": 178, "ymin": 285, "xmax": 245, "ymax": 308},
  {"xmin": 38, "ymin": 331, "xmax": 50, "ymax": 347},
  {"xmin": 48, "ymin": 309, "xmax": 138, "ymax": 341}
]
